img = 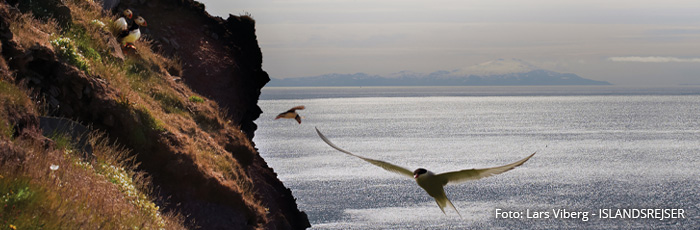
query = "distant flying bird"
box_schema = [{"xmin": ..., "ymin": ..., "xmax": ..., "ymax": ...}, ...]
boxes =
[
  {"xmin": 315, "ymin": 127, "xmax": 535, "ymax": 216},
  {"xmin": 119, "ymin": 16, "xmax": 147, "ymax": 49},
  {"xmin": 114, "ymin": 9, "xmax": 133, "ymax": 32},
  {"xmin": 275, "ymin": 105, "xmax": 305, "ymax": 124}
]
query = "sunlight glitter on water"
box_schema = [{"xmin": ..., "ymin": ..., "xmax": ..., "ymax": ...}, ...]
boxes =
[{"xmin": 254, "ymin": 87, "xmax": 700, "ymax": 229}]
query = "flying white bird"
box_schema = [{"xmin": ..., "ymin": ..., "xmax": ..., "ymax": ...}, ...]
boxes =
[
  {"xmin": 315, "ymin": 127, "xmax": 535, "ymax": 216},
  {"xmin": 275, "ymin": 105, "xmax": 305, "ymax": 124}
]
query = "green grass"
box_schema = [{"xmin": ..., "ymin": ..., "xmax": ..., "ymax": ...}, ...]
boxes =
[
  {"xmin": 0, "ymin": 177, "xmax": 45, "ymax": 229},
  {"xmin": 188, "ymin": 95, "xmax": 205, "ymax": 103},
  {"xmin": 0, "ymin": 80, "xmax": 30, "ymax": 139},
  {"xmin": 122, "ymin": 107, "xmax": 166, "ymax": 149},
  {"xmin": 135, "ymin": 107, "xmax": 165, "ymax": 132},
  {"xmin": 154, "ymin": 91, "xmax": 187, "ymax": 115},
  {"xmin": 0, "ymin": 129, "xmax": 181, "ymax": 229},
  {"xmin": 50, "ymin": 37, "xmax": 91, "ymax": 73},
  {"xmin": 46, "ymin": 131, "xmax": 74, "ymax": 151},
  {"xmin": 0, "ymin": 121, "xmax": 12, "ymax": 139},
  {"xmin": 0, "ymin": 81, "xmax": 28, "ymax": 107},
  {"xmin": 65, "ymin": 25, "xmax": 103, "ymax": 63},
  {"xmin": 193, "ymin": 111, "xmax": 222, "ymax": 132},
  {"xmin": 95, "ymin": 163, "xmax": 165, "ymax": 228},
  {"xmin": 125, "ymin": 60, "xmax": 154, "ymax": 80}
]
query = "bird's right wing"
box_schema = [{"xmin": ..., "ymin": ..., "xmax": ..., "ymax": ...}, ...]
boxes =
[
  {"xmin": 290, "ymin": 105, "xmax": 305, "ymax": 112},
  {"xmin": 315, "ymin": 127, "xmax": 414, "ymax": 178},
  {"xmin": 436, "ymin": 152, "xmax": 536, "ymax": 185}
]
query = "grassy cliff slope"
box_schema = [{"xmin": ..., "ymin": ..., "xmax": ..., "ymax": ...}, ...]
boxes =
[{"xmin": 0, "ymin": 0, "xmax": 308, "ymax": 229}]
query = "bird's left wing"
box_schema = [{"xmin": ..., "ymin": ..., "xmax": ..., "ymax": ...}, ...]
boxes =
[
  {"xmin": 436, "ymin": 152, "xmax": 536, "ymax": 185},
  {"xmin": 315, "ymin": 127, "xmax": 414, "ymax": 178}
]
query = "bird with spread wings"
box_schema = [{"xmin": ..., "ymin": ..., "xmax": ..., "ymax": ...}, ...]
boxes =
[{"xmin": 315, "ymin": 127, "xmax": 535, "ymax": 216}]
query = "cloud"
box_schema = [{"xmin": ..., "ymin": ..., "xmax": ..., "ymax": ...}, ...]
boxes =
[{"xmin": 608, "ymin": 56, "xmax": 700, "ymax": 63}]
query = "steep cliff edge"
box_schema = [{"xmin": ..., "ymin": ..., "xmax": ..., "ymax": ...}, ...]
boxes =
[
  {"xmin": 123, "ymin": 0, "xmax": 267, "ymax": 141},
  {"xmin": 0, "ymin": 0, "xmax": 309, "ymax": 229}
]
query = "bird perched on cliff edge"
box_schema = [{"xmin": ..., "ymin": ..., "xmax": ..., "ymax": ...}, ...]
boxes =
[
  {"xmin": 119, "ymin": 15, "xmax": 147, "ymax": 49},
  {"xmin": 275, "ymin": 105, "xmax": 305, "ymax": 124},
  {"xmin": 315, "ymin": 127, "xmax": 536, "ymax": 216},
  {"xmin": 114, "ymin": 9, "xmax": 133, "ymax": 32}
]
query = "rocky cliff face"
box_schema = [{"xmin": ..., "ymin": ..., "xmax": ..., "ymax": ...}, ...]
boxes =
[
  {"xmin": 121, "ymin": 0, "xmax": 268, "ymax": 141},
  {"xmin": 1, "ymin": 0, "xmax": 309, "ymax": 229},
  {"xmin": 109, "ymin": 0, "xmax": 266, "ymax": 141}
]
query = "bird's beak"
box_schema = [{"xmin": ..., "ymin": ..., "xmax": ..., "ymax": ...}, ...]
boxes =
[{"xmin": 414, "ymin": 174, "xmax": 419, "ymax": 179}]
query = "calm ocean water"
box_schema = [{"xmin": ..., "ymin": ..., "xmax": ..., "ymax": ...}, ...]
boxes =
[{"xmin": 254, "ymin": 86, "xmax": 700, "ymax": 229}]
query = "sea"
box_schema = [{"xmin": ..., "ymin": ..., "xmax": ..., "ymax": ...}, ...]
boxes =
[{"xmin": 253, "ymin": 86, "xmax": 700, "ymax": 229}]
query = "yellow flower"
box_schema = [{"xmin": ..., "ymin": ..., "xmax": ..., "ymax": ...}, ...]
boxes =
[{"xmin": 9, "ymin": 224, "xmax": 17, "ymax": 230}]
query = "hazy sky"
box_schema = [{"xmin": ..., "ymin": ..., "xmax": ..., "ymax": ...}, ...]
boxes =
[{"xmin": 196, "ymin": 0, "xmax": 700, "ymax": 85}]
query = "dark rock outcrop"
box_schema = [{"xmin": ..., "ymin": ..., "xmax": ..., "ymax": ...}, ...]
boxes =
[
  {"xmin": 38, "ymin": 116, "xmax": 93, "ymax": 157},
  {"xmin": 101, "ymin": 0, "xmax": 121, "ymax": 11},
  {"xmin": 6, "ymin": 0, "xmax": 72, "ymax": 28}
]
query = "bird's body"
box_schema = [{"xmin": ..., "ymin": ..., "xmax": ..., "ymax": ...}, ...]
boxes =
[
  {"xmin": 114, "ymin": 9, "xmax": 133, "ymax": 32},
  {"xmin": 114, "ymin": 17, "xmax": 129, "ymax": 31},
  {"xmin": 119, "ymin": 16, "xmax": 147, "ymax": 49},
  {"xmin": 414, "ymin": 170, "xmax": 459, "ymax": 215},
  {"xmin": 120, "ymin": 29, "xmax": 141, "ymax": 47},
  {"xmin": 275, "ymin": 105, "xmax": 305, "ymax": 124},
  {"xmin": 315, "ymin": 127, "xmax": 535, "ymax": 215}
]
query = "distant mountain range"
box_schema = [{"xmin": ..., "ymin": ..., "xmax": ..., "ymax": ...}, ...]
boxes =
[{"xmin": 268, "ymin": 58, "xmax": 611, "ymax": 86}]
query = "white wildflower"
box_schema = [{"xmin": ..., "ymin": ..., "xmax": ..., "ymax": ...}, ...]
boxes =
[{"xmin": 90, "ymin": 19, "xmax": 106, "ymax": 28}]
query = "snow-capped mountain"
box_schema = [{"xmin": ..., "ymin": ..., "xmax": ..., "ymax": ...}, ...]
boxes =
[
  {"xmin": 450, "ymin": 58, "xmax": 539, "ymax": 76},
  {"xmin": 268, "ymin": 59, "xmax": 611, "ymax": 86}
]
